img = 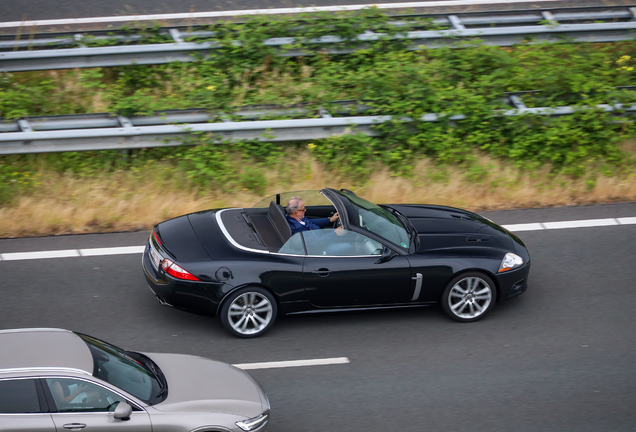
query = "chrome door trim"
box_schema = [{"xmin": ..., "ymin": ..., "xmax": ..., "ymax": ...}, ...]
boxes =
[{"xmin": 410, "ymin": 273, "xmax": 423, "ymax": 301}]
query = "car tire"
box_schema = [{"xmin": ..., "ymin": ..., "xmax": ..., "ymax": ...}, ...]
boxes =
[
  {"xmin": 220, "ymin": 287, "xmax": 277, "ymax": 338},
  {"xmin": 441, "ymin": 272, "xmax": 497, "ymax": 323}
]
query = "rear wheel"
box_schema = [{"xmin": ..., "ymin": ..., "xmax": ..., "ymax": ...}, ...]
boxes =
[
  {"xmin": 220, "ymin": 287, "xmax": 277, "ymax": 338},
  {"xmin": 441, "ymin": 272, "xmax": 496, "ymax": 322}
]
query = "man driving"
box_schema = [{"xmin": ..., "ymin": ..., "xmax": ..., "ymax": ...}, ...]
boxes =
[{"xmin": 285, "ymin": 196, "xmax": 340, "ymax": 234}]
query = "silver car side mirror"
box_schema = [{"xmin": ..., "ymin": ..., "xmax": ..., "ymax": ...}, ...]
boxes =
[{"xmin": 113, "ymin": 401, "xmax": 132, "ymax": 420}]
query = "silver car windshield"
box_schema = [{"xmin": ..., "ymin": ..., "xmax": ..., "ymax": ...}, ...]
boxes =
[
  {"xmin": 338, "ymin": 192, "xmax": 410, "ymax": 249},
  {"xmin": 77, "ymin": 333, "xmax": 162, "ymax": 405}
]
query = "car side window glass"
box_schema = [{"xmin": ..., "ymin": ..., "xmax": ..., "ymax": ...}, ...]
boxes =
[
  {"xmin": 0, "ymin": 379, "xmax": 41, "ymax": 413},
  {"xmin": 302, "ymin": 229, "xmax": 383, "ymax": 256},
  {"xmin": 45, "ymin": 378, "xmax": 127, "ymax": 413},
  {"xmin": 278, "ymin": 232, "xmax": 306, "ymax": 255}
]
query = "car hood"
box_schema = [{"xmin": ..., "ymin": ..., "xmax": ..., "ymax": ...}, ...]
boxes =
[
  {"xmin": 386, "ymin": 204, "xmax": 514, "ymax": 253},
  {"xmin": 145, "ymin": 352, "xmax": 266, "ymax": 417}
]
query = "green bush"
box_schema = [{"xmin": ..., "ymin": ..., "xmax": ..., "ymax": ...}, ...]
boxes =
[{"xmin": 1, "ymin": 9, "xmax": 636, "ymax": 196}]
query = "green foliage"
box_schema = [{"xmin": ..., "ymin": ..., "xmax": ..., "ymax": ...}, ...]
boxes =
[
  {"xmin": 2, "ymin": 9, "xmax": 636, "ymax": 196},
  {"xmin": 169, "ymin": 135, "xmax": 284, "ymax": 193},
  {"xmin": 309, "ymin": 134, "xmax": 376, "ymax": 180},
  {"xmin": 0, "ymin": 157, "xmax": 41, "ymax": 205}
]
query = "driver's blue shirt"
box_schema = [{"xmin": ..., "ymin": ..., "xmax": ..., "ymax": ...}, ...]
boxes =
[{"xmin": 285, "ymin": 215, "xmax": 330, "ymax": 235}]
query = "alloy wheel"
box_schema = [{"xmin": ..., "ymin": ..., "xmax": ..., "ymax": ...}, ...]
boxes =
[
  {"xmin": 447, "ymin": 276, "xmax": 493, "ymax": 320},
  {"xmin": 227, "ymin": 292, "xmax": 274, "ymax": 336}
]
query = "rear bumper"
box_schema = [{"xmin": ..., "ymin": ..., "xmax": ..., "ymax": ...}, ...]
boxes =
[{"xmin": 142, "ymin": 243, "xmax": 221, "ymax": 315}]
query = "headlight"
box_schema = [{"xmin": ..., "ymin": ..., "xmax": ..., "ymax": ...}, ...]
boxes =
[
  {"xmin": 236, "ymin": 412, "xmax": 269, "ymax": 431},
  {"xmin": 498, "ymin": 253, "xmax": 523, "ymax": 273}
]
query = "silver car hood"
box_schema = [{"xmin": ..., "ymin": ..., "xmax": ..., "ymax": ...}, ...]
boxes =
[{"xmin": 145, "ymin": 352, "xmax": 266, "ymax": 416}]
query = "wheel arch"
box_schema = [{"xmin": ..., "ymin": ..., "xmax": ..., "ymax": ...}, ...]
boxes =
[
  {"xmin": 216, "ymin": 283, "xmax": 280, "ymax": 316},
  {"xmin": 438, "ymin": 268, "xmax": 501, "ymax": 304}
]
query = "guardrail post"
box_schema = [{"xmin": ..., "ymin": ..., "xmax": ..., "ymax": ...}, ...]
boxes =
[
  {"xmin": 319, "ymin": 108, "xmax": 332, "ymax": 118},
  {"xmin": 117, "ymin": 116, "xmax": 133, "ymax": 160},
  {"xmin": 17, "ymin": 119, "xmax": 32, "ymax": 146},
  {"xmin": 630, "ymin": 8, "xmax": 636, "ymax": 21},
  {"xmin": 541, "ymin": 11, "xmax": 558, "ymax": 26},
  {"xmin": 509, "ymin": 95, "xmax": 528, "ymax": 110},
  {"xmin": 73, "ymin": 34, "xmax": 87, "ymax": 48},
  {"xmin": 169, "ymin": 29, "xmax": 185, "ymax": 44},
  {"xmin": 17, "ymin": 119, "xmax": 33, "ymax": 133},
  {"xmin": 448, "ymin": 15, "xmax": 466, "ymax": 31}
]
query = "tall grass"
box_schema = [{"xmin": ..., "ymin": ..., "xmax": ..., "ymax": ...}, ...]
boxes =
[{"xmin": 1, "ymin": 150, "xmax": 634, "ymax": 238}]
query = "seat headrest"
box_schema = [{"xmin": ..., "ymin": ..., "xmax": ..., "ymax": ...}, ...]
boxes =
[{"xmin": 268, "ymin": 201, "xmax": 292, "ymax": 243}]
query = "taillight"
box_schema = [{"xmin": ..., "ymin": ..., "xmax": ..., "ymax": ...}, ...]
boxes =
[
  {"xmin": 153, "ymin": 229, "xmax": 162, "ymax": 246},
  {"xmin": 161, "ymin": 259, "xmax": 200, "ymax": 281}
]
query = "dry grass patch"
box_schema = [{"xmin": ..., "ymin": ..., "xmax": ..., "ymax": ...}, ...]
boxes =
[{"xmin": 0, "ymin": 152, "xmax": 635, "ymax": 238}]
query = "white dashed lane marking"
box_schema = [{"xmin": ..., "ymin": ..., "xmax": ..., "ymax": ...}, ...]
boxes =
[
  {"xmin": 233, "ymin": 357, "xmax": 350, "ymax": 370},
  {"xmin": 0, "ymin": 249, "xmax": 81, "ymax": 261},
  {"xmin": 1, "ymin": 216, "xmax": 635, "ymax": 261},
  {"xmin": 78, "ymin": 246, "xmax": 146, "ymax": 257}
]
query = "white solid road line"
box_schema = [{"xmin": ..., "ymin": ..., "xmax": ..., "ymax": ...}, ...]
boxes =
[
  {"xmin": 1, "ymin": 216, "xmax": 635, "ymax": 261},
  {"xmin": 78, "ymin": 246, "xmax": 146, "ymax": 256},
  {"xmin": 502, "ymin": 216, "xmax": 636, "ymax": 232},
  {"xmin": 500, "ymin": 222, "xmax": 543, "ymax": 232},
  {"xmin": 233, "ymin": 357, "xmax": 350, "ymax": 370},
  {"xmin": 0, "ymin": 0, "xmax": 569, "ymax": 28},
  {"xmin": 0, "ymin": 249, "xmax": 80, "ymax": 261}
]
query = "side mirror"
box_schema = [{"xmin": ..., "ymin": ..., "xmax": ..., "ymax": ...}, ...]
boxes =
[
  {"xmin": 375, "ymin": 247, "xmax": 395, "ymax": 264},
  {"xmin": 113, "ymin": 401, "xmax": 132, "ymax": 421}
]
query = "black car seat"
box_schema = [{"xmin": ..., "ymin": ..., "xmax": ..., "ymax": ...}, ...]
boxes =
[{"xmin": 268, "ymin": 201, "xmax": 292, "ymax": 245}]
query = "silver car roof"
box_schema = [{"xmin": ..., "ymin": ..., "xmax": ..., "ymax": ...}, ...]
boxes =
[{"xmin": 0, "ymin": 328, "xmax": 93, "ymax": 374}]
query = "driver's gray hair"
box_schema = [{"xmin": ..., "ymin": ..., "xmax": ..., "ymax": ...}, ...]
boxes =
[{"xmin": 286, "ymin": 197, "xmax": 303, "ymax": 215}]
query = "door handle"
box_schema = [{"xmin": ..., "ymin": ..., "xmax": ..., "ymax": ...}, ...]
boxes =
[
  {"xmin": 63, "ymin": 424, "xmax": 87, "ymax": 430},
  {"xmin": 312, "ymin": 269, "xmax": 330, "ymax": 277}
]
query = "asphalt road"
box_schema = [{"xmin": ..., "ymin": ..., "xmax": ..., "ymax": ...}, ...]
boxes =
[
  {"xmin": 1, "ymin": 202, "xmax": 636, "ymax": 431},
  {"xmin": 1, "ymin": 0, "xmax": 630, "ymax": 24}
]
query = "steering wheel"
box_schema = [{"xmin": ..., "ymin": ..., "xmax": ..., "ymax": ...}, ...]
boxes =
[{"xmin": 333, "ymin": 215, "xmax": 342, "ymax": 229}]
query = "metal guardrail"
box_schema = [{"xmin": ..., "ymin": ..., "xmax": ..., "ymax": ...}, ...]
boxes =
[
  {"xmin": 1, "ymin": 95, "xmax": 634, "ymax": 155},
  {"xmin": 1, "ymin": 5, "xmax": 636, "ymax": 72}
]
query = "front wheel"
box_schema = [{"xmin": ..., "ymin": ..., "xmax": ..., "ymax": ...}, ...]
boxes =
[
  {"xmin": 441, "ymin": 272, "xmax": 497, "ymax": 322},
  {"xmin": 220, "ymin": 287, "xmax": 277, "ymax": 338}
]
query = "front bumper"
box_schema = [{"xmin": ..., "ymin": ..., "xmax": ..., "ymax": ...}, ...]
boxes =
[{"xmin": 493, "ymin": 261, "xmax": 530, "ymax": 300}]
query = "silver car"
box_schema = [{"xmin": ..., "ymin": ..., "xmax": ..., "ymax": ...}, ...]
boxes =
[{"xmin": 0, "ymin": 328, "xmax": 269, "ymax": 432}]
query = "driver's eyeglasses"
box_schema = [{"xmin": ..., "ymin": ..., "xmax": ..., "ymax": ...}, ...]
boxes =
[{"xmin": 297, "ymin": 208, "xmax": 306, "ymax": 212}]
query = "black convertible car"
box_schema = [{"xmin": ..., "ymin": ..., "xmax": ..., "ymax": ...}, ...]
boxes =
[{"xmin": 142, "ymin": 189, "xmax": 530, "ymax": 338}]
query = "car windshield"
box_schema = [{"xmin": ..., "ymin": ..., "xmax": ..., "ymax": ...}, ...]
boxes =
[
  {"xmin": 335, "ymin": 191, "xmax": 411, "ymax": 249},
  {"xmin": 76, "ymin": 333, "xmax": 164, "ymax": 405}
]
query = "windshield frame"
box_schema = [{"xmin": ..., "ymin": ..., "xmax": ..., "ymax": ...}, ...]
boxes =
[
  {"xmin": 322, "ymin": 188, "xmax": 415, "ymax": 252},
  {"xmin": 75, "ymin": 333, "xmax": 167, "ymax": 406}
]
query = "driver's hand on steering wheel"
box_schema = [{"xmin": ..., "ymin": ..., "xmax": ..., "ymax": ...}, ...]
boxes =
[{"xmin": 329, "ymin": 212, "xmax": 339, "ymax": 223}]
